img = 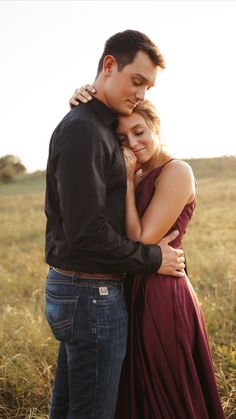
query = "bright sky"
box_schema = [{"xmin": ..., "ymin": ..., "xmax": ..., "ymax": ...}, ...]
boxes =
[{"xmin": 1, "ymin": 0, "xmax": 236, "ymax": 172}]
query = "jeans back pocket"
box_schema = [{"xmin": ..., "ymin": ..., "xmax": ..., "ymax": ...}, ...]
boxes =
[{"xmin": 45, "ymin": 289, "xmax": 78, "ymax": 342}]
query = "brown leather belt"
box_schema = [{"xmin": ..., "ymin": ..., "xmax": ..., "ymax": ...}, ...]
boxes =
[{"xmin": 52, "ymin": 267, "xmax": 124, "ymax": 280}]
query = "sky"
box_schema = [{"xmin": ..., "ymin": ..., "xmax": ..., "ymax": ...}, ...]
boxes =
[{"xmin": 0, "ymin": 0, "xmax": 236, "ymax": 172}]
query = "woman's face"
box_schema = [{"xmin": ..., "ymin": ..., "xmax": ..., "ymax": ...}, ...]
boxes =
[{"xmin": 116, "ymin": 112, "xmax": 158, "ymax": 164}]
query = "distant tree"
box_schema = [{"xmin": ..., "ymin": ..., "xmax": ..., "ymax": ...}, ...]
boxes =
[{"xmin": 0, "ymin": 154, "xmax": 26, "ymax": 183}]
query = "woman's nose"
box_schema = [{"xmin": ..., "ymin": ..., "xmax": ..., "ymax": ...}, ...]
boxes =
[{"xmin": 127, "ymin": 136, "xmax": 138, "ymax": 149}]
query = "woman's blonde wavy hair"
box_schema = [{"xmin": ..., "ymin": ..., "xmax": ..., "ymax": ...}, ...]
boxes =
[{"xmin": 133, "ymin": 99, "xmax": 160, "ymax": 135}]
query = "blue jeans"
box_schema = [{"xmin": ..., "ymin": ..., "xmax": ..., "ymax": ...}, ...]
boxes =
[{"xmin": 45, "ymin": 268, "xmax": 128, "ymax": 419}]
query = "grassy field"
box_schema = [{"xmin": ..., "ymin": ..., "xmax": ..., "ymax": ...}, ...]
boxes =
[{"xmin": 0, "ymin": 157, "xmax": 235, "ymax": 418}]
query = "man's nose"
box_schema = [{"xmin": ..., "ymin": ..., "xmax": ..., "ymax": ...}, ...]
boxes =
[{"xmin": 135, "ymin": 87, "xmax": 146, "ymax": 101}]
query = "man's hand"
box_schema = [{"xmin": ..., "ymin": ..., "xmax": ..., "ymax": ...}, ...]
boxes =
[{"xmin": 157, "ymin": 230, "xmax": 185, "ymax": 277}]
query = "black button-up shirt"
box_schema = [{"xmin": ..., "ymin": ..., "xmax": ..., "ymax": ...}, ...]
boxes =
[{"xmin": 45, "ymin": 97, "xmax": 162, "ymax": 273}]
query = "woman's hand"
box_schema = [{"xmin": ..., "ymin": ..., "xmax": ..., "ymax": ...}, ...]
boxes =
[
  {"xmin": 69, "ymin": 84, "xmax": 96, "ymax": 108},
  {"xmin": 122, "ymin": 146, "xmax": 137, "ymax": 181}
]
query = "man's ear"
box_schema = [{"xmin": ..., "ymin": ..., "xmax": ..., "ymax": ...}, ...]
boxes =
[{"xmin": 103, "ymin": 55, "xmax": 117, "ymax": 75}]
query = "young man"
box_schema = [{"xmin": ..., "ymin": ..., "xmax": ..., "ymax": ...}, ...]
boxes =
[{"xmin": 45, "ymin": 30, "xmax": 185, "ymax": 419}]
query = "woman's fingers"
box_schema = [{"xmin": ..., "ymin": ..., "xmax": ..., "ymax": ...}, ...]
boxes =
[
  {"xmin": 69, "ymin": 84, "xmax": 96, "ymax": 108},
  {"xmin": 76, "ymin": 85, "xmax": 96, "ymax": 102},
  {"xmin": 69, "ymin": 96, "xmax": 79, "ymax": 108},
  {"xmin": 122, "ymin": 146, "xmax": 136, "ymax": 159},
  {"xmin": 73, "ymin": 87, "xmax": 91, "ymax": 102},
  {"xmin": 84, "ymin": 84, "xmax": 96, "ymax": 94}
]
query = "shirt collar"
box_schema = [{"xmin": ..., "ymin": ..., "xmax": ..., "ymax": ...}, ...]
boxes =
[{"xmin": 87, "ymin": 96, "xmax": 118, "ymax": 129}]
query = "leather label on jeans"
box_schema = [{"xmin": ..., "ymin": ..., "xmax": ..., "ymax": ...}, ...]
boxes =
[{"xmin": 99, "ymin": 287, "xmax": 109, "ymax": 296}]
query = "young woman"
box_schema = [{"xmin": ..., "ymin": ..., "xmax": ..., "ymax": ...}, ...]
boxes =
[{"xmin": 68, "ymin": 87, "xmax": 225, "ymax": 418}]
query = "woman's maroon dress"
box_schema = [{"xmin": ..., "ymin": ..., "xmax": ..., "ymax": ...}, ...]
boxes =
[{"xmin": 116, "ymin": 165, "xmax": 225, "ymax": 419}]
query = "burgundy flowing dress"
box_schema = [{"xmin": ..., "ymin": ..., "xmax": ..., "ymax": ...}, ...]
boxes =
[{"xmin": 116, "ymin": 164, "xmax": 225, "ymax": 419}]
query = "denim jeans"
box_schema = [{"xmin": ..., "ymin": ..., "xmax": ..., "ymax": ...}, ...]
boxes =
[{"xmin": 45, "ymin": 268, "xmax": 128, "ymax": 419}]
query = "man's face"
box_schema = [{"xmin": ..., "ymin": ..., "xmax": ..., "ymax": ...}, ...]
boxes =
[{"xmin": 103, "ymin": 51, "xmax": 158, "ymax": 115}]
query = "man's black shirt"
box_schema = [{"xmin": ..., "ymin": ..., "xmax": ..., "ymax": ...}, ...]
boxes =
[{"xmin": 45, "ymin": 97, "xmax": 162, "ymax": 273}]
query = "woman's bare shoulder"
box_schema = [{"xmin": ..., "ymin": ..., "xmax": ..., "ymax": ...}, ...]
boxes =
[
  {"xmin": 156, "ymin": 159, "xmax": 195, "ymax": 202},
  {"xmin": 162, "ymin": 159, "xmax": 194, "ymax": 179}
]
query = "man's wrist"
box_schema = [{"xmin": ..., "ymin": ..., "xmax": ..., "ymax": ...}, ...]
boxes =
[{"xmin": 146, "ymin": 244, "xmax": 162, "ymax": 272}]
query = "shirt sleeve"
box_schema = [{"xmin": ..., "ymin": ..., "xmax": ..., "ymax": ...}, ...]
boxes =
[{"xmin": 51, "ymin": 120, "xmax": 162, "ymax": 273}]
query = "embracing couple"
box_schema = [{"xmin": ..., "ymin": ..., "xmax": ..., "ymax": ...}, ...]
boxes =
[{"xmin": 44, "ymin": 30, "xmax": 224, "ymax": 419}]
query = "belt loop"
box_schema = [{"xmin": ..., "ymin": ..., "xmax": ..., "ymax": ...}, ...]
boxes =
[{"xmin": 72, "ymin": 271, "xmax": 76, "ymax": 283}]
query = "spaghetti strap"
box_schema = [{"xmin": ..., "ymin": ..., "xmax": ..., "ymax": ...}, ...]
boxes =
[{"xmin": 160, "ymin": 158, "xmax": 176, "ymax": 168}]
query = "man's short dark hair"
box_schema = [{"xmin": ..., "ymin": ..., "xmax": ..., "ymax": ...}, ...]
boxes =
[{"xmin": 96, "ymin": 29, "xmax": 165, "ymax": 76}]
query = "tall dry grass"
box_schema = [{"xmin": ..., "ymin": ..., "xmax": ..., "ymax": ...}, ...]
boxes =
[{"xmin": 0, "ymin": 157, "xmax": 235, "ymax": 418}]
